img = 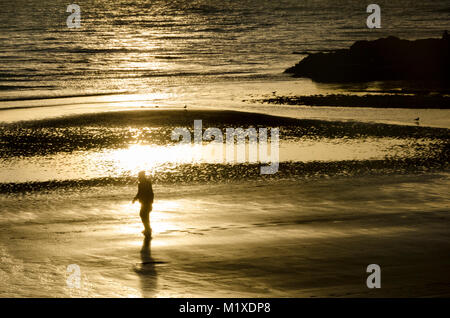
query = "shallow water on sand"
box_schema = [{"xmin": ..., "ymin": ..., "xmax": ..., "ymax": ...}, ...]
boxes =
[
  {"xmin": 0, "ymin": 106, "xmax": 448, "ymax": 296},
  {"xmin": 1, "ymin": 173, "xmax": 449, "ymax": 297},
  {"xmin": 1, "ymin": 82, "xmax": 450, "ymax": 128},
  {"xmin": 0, "ymin": 137, "xmax": 435, "ymax": 183}
]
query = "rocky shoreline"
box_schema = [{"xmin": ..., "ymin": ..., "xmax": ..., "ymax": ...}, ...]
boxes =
[
  {"xmin": 256, "ymin": 94, "xmax": 450, "ymax": 109},
  {"xmin": 285, "ymin": 32, "xmax": 450, "ymax": 82}
]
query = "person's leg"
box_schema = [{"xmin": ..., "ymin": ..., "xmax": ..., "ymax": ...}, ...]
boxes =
[
  {"xmin": 147, "ymin": 204, "xmax": 153, "ymax": 236},
  {"xmin": 140, "ymin": 202, "xmax": 151, "ymax": 236}
]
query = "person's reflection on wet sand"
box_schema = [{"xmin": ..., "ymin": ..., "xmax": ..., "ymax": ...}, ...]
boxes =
[{"xmin": 134, "ymin": 236, "xmax": 157, "ymax": 296}]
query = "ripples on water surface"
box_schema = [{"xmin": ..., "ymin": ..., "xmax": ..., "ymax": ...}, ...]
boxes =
[
  {"xmin": 0, "ymin": 138, "xmax": 444, "ymax": 184},
  {"xmin": 0, "ymin": 0, "xmax": 449, "ymax": 100},
  {"xmin": 0, "ymin": 110, "xmax": 448, "ymax": 191}
]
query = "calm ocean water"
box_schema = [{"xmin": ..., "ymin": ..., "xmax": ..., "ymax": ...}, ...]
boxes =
[{"xmin": 0, "ymin": 0, "xmax": 449, "ymax": 101}]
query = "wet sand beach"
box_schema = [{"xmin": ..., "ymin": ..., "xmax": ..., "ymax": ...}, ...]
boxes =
[
  {"xmin": 1, "ymin": 174, "xmax": 450, "ymax": 297},
  {"xmin": 0, "ymin": 108, "xmax": 449, "ymax": 297}
]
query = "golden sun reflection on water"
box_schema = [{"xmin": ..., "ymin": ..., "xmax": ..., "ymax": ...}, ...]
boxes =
[
  {"xmin": 99, "ymin": 143, "xmax": 232, "ymax": 176},
  {"xmin": 104, "ymin": 144, "xmax": 192, "ymax": 172},
  {"xmin": 0, "ymin": 138, "xmax": 427, "ymax": 183},
  {"xmin": 100, "ymin": 138, "xmax": 418, "ymax": 176}
]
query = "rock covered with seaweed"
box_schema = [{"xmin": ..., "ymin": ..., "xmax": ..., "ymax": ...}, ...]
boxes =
[{"xmin": 285, "ymin": 32, "xmax": 450, "ymax": 82}]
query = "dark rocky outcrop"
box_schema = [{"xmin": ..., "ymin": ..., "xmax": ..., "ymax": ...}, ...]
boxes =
[
  {"xmin": 285, "ymin": 32, "xmax": 450, "ymax": 82},
  {"xmin": 256, "ymin": 94, "xmax": 450, "ymax": 109}
]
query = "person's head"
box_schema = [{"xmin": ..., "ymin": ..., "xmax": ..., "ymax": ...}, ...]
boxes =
[{"xmin": 138, "ymin": 170, "xmax": 146, "ymax": 182}]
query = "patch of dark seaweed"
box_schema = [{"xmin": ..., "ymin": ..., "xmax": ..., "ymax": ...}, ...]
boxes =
[
  {"xmin": 255, "ymin": 94, "xmax": 450, "ymax": 109},
  {"xmin": 0, "ymin": 157, "xmax": 448, "ymax": 194}
]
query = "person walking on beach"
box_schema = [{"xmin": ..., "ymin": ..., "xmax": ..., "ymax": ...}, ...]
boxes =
[{"xmin": 132, "ymin": 171, "xmax": 154, "ymax": 237}]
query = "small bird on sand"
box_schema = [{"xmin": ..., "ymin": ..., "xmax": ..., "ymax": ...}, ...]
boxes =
[{"xmin": 414, "ymin": 117, "xmax": 420, "ymax": 121}]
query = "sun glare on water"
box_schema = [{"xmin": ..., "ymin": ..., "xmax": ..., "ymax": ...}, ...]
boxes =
[
  {"xmin": 101, "ymin": 144, "xmax": 194, "ymax": 174},
  {"xmin": 97, "ymin": 142, "xmax": 230, "ymax": 176}
]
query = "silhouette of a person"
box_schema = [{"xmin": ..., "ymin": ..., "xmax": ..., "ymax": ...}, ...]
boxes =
[{"xmin": 132, "ymin": 171, "xmax": 154, "ymax": 237}]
